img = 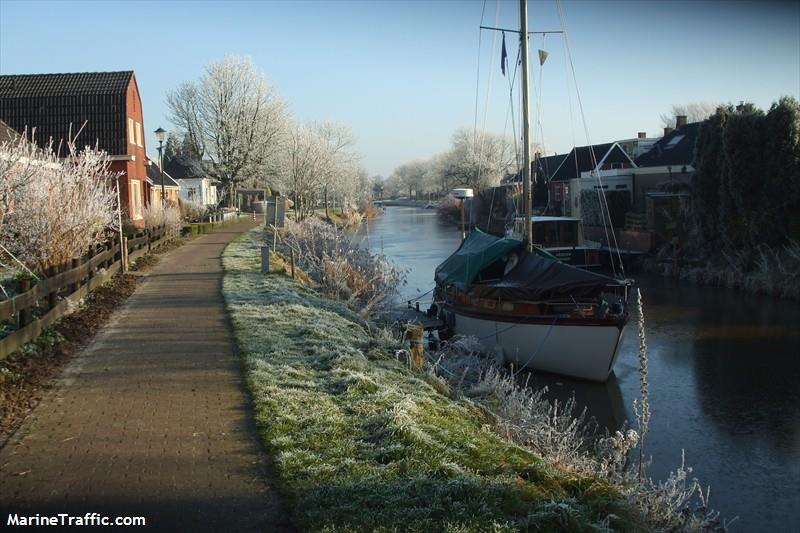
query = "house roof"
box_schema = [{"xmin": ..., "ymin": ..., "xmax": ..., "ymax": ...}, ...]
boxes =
[
  {"xmin": 550, "ymin": 142, "xmax": 634, "ymax": 182},
  {"xmin": 146, "ymin": 159, "xmax": 180, "ymax": 188},
  {"xmin": 164, "ymin": 157, "xmax": 206, "ymax": 180},
  {"xmin": 502, "ymin": 153, "xmax": 567, "ymax": 184},
  {"xmin": 634, "ymin": 122, "xmax": 701, "ymax": 168},
  {"xmin": 0, "ymin": 71, "xmax": 133, "ymax": 155},
  {"xmin": 0, "ymin": 119, "xmax": 20, "ymax": 144}
]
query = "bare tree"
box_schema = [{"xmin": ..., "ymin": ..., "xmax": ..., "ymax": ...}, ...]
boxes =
[
  {"xmin": 660, "ymin": 102, "xmax": 720, "ymax": 128},
  {"xmin": 166, "ymin": 55, "xmax": 288, "ymax": 205}
]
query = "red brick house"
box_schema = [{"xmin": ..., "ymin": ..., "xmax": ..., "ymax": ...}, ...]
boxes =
[{"xmin": 0, "ymin": 71, "xmax": 150, "ymax": 226}]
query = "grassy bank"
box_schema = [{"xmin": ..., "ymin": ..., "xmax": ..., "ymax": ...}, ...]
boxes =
[{"xmin": 222, "ymin": 228, "xmax": 640, "ymax": 532}]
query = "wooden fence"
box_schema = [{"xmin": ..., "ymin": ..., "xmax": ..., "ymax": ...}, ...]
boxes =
[{"xmin": 0, "ymin": 225, "xmax": 167, "ymax": 360}]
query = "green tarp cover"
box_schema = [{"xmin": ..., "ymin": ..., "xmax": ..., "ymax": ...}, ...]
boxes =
[{"xmin": 435, "ymin": 229, "xmax": 523, "ymax": 288}]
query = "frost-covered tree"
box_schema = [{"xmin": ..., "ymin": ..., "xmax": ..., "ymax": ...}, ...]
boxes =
[
  {"xmin": 274, "ymin": 121, "xmax": 361, "ymax": 220},
  {"xmin": 166, "ymin": 55, "xmax": 289, "ymax": 205},
  {"xmin": 440, "ymin": 128, "xmax": 515, "ymax": 192},
  {"xmin": 0, "ymin": 136, "xmax": 118, "ymax": 273},
  {"xmin": 392, "ymin": 159, "xmax": 429, "ymax": 200}
]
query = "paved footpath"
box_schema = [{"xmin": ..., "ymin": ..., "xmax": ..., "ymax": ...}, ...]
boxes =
[{"xmin": 0, "ymin": 219, "xmax": 293, "ymax": 531}]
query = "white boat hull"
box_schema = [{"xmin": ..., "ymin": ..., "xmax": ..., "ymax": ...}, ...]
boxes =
[{"xmin": 450, "ymin": 310, "xmax": 626, "ymax": 382}]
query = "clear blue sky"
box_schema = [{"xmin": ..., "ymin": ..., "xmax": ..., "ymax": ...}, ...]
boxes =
[{"xmin": 1, "ymin": 0, "xmax": 798, "ymax": 177}]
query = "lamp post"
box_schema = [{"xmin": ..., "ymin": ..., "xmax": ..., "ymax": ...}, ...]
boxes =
[{"xmin": 154, "ymin": 127, "xmax": 166, "ymax": 206}]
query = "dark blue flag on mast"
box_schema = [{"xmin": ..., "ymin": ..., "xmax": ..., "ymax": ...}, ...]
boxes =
[{"xmin": 501, "ymin": 32, "xmax": 508, "ymax": 76}]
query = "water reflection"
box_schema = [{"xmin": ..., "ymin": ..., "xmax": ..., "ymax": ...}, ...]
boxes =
[
  {"xmin": 526, "ymin": 371, "xmax": 627, "ymax": 434},
  {"xmin": 367, "ymin": 206, "xmax": 800, "ymax": 531}
]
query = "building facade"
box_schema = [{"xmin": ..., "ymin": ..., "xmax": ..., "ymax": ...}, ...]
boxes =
[{"xmin": 0, "ymin": 71, "xmax": 149, "ymax": 226}]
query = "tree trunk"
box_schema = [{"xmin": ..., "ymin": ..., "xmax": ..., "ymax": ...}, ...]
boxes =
[{"xmin": 324, "ymin": 184, "xmax": 329, "ymax": 219}]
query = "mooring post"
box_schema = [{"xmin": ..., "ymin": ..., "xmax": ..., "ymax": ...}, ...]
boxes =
[
  {"xmin": 406, "ymin": 323, "xmax": 424, "ymax": 370},
  {"xmin": 261, "ymin": 246, "xmax": 270, "ymax": 274}
]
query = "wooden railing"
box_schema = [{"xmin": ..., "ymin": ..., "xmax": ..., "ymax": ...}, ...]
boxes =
[{"xmin": 0, "ymin": 225, "xmax": 167, "ymax": 360}]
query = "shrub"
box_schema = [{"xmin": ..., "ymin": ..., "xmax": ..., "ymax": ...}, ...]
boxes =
[
  {"xmin": 143, "ymin": 204, "xmax": 183, "ymax": 241},
  {"xmin": 0, "ymin": 134, "xmax": 118, "ymax": 273},
  {"xmin": 281, "ymin": 217, "xmax": 404, "ymax": 318},
  {"xmin": 178, "ymin": 198, "xmax": 207, "ymax": 222}
]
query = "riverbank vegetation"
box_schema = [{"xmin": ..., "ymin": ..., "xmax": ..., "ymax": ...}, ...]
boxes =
[
  {"xmin": 223, "ymin": 224, "xmax": 725, "ymax": 531},
  {"xmin": 658, "ymin": 97, "xmax": 800, "ymax": 299}
]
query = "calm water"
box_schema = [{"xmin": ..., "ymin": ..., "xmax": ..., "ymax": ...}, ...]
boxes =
[{"xmin": 365, "ymin": 206, "xmax": 800, "ymax": 532}]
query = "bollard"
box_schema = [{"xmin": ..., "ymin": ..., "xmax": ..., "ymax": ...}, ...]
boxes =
[{"xmin": 261, "ymin": 246, "xmax": 270, "ymax": 274}]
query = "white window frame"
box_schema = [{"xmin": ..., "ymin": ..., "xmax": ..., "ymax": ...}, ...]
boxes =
[
  {"xmin": 128, "ymin": 118, "xmax": 135, "ymax": 145},
  {"xmin": 135, "ymin": 122, "xmax": 142, "ymax": 147},
  {"xmin": 131, "ymin": 180, "xmax": 143, "ymax": 219}
]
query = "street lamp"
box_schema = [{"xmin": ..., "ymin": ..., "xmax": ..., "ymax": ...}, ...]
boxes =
[{"xmin": 154, "ymin": 127, "xmax": 167, "ymax": 206}]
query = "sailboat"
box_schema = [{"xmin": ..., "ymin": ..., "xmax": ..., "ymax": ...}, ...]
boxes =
[{"xmin": 432, "ymin": 0, "xmax": 630, "ymax": 382}]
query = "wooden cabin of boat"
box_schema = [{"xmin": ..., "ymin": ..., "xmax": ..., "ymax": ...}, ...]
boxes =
[{"xmin": 511, "ymin": 216, "xmax": 602, "ymax": 269}]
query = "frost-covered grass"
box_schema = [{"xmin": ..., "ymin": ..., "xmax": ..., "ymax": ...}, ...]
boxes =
[{"xmin": 222, "ymin": 228, "xmax": 641, "ymax": 532}]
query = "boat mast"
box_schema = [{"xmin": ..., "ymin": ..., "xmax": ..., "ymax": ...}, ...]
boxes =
[{"xmin": 519, "ymin": 0, "xmax": 533, "ymax": 252}]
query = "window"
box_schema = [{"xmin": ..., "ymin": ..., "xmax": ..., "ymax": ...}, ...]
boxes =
[
  {"xmin": 135, "ymin": 122, "xmax": 142, "ymax": 147},
  {"xmin": 665, "ymin": 134, "xmax": 685, "ymax": 149},
  {"xmin": 554, "ymin": 184, "xmax": 562, "ymax": 201},
  {"xmin": 128, "ymin": 118, "xmax": 135, "ymax": 145},
  {"xmin": 131, "ymin": 180, "xmax": 143, "ymax": 219}
]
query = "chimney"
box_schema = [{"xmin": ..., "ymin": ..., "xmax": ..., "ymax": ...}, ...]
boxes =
[
  {"xmin": 664, "ymin": 126, "xmax": 674, "ymax": 137},
  {"xmin": 637, "ymin": 131, "xmax": 647, "ymax": 139},
  {"xmin": 675, "ymin": 115, "xmax": 687, "ymax": 128}
]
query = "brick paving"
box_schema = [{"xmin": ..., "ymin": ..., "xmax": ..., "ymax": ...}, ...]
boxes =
[{"xmin": 0, "ymin": 219, "xmax": 293, "ymax": 531}]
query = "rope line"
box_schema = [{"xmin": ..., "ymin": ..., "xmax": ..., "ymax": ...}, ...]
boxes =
[{"xmin": 556, "ymin": 0, "xmax": 625, "ymax": 277}]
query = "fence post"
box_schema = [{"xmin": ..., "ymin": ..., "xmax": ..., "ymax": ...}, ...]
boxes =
[
  {"xmin": 47, "ymin": 266, "xmax": 58, "ymax": 310},
  {"xmin": 113, "ymin": 235, "xmax": 121, "ymax": 263},
  {"xmin": 261, "ymin": 246, "xmax": 270, "ymax": 274},
  {"xmin": 17, "ymin": 277, "xmax": 32, "ymax": 328},
  {"xmin": 122, "ymin": 236, "xmax": 128, "ymax": 272},
  {"xmin": 290, "ymin": 248, "xmax": 295, "ymax": 279},
  {"xmin": 88, "ymin": 245, "xmax": 95, "ymax": 281},
  {"xmin": 71, "ymin": 257, "xmax": 81, "ymax": 293}
]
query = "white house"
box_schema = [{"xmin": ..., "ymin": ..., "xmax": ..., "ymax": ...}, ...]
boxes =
[{"xmin": 164, "ymin": 158, "xmax": 220, "ymax": 207}]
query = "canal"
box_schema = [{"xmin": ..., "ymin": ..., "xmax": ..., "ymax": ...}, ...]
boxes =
[{"xmin": 364, "ymin": 206, "xmax": 800, "ymax": 532}]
